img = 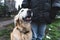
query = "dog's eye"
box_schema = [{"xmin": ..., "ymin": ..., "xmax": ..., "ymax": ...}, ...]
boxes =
[{"xmin": 21, "ymin": 10, "xmax": 24, "ymax": 12}]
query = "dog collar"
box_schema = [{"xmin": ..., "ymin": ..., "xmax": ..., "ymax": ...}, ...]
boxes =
[{"xmin": 17, "ymin": 28, "xmax": 29, "ymax": 34}]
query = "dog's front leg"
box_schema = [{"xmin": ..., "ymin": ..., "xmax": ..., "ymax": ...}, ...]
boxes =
[{"xmin": 11, "ymin": 33, "xmax": 13, "ymax": 40}]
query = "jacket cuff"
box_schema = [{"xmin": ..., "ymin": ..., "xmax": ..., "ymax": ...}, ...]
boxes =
[
  {"xmin": 21, "ymin": 4, "xmax": 28, "ymax": 8},
  {"xmin": 52, "ymin": 3, "xmax": 60, "ymax": 8}
]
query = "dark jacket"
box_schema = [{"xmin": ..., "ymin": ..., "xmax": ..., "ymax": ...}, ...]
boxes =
[{"xmin": 21, "ymin": 0, "xmax": 60, "ymax": 24}]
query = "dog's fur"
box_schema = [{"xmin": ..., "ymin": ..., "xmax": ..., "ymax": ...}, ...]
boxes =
[{"xmin": 10, "ymin": 8, "xmax": 32, "ymax": 40}]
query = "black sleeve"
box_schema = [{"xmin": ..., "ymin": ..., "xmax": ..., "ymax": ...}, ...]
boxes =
[
  {"xmin": 50, "ymin": 0, "xmax": 60, "ymax": 19},
  {"xmin": 21, "ymin": 0, "xmax": 31, "ymax": 9},
  {"xmin": 52, "ymin": 0, "xmax": 60, "ymax": 9}
]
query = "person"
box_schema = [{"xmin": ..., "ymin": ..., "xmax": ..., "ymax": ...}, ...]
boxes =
[{"xmin": 21, "ymin": 0, "xmax": 60, "ymax": 40}]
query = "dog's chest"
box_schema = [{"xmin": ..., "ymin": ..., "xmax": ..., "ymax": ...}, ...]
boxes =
[
  {"xmin": 13, "ymin": 29, "xmax": 30, "ymax": 40},
  {"xmin": 13, "ymin": 30, "xmax": 21, "ymax": 40}
]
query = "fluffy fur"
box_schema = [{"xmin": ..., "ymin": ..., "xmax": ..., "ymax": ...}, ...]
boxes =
[{"xmin": 11, "ymin": 8, "xmax": 32, "ymax": 40}]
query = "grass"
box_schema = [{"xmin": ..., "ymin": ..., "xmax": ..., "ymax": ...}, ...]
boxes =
[
  {"xmin": 0, "ymin": 23, "xmax": 14, "ymax": 40},
  {"xmin": 43, "ymin": 18, "xmax": 60, "ymax": 40},
  {"xmin": 0, "ymin": 19, "xmax": 60, "ymax": 40}
]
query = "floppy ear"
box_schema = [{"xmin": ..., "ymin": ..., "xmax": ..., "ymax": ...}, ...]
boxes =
[
  {"xmin": 16, "ymin": 18, "xmax": 23, "ymax": 26},
  {"xmin": 16, "ymin": 18, "xmax": 20, "ymax": 26}
]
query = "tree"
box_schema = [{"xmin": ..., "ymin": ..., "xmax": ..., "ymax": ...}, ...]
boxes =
[{"xmin": 0, "ymin": 4, "xmax": 8, "ymax": 17}]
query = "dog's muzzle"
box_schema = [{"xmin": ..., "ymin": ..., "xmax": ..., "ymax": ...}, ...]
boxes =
[
  {"xmin": 22, "ymin": 9, "xmax": 33, "ymax": 22},
  {"xmin": 23, "ymin": 16, "xmax": 31, "ymax": 21}
]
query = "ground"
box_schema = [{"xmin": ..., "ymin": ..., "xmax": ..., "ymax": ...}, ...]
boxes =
[
  {"xmin": 0, "ymin": 19, "xmax": 13, "ymax": 27},
  {"xmin": 0, "ymin": 17, "xmax": 60, "ymax": 40},
  {"xmin": 0, "ymin": 17, "xmax": 14, "ymax": 40},
  {"xmin": 0, "ymin": 23, "xmax": 14, "ymax": 40}
]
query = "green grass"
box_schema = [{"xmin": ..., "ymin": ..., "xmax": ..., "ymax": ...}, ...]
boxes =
[
  {"xmin": 0, "ymin": 23, "xmax": 14, "ymax": 40},
  {"xmin": 0, "ymin": 19, "xmax": 60, "ymax": 40},
  {"xmin": 43, "ymin": 18, "xmax": 60, "ymax": 40}
]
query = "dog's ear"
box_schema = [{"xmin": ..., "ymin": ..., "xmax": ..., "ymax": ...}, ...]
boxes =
[
  {"xmin": 16, "ymin": 18, "xmax": 20, "ymax": 26},
  {"xmin": 16, "ymin": 18, "xmax": 23, "ymax": 26},
  {"xmin": 16, "ymin": 18, "xmax": 22, "ymax": 26}
]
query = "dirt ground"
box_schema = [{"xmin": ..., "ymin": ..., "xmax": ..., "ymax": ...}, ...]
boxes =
[{"xmin": 0, "ymin": 23, "xmax": 14, "ymax": 40}]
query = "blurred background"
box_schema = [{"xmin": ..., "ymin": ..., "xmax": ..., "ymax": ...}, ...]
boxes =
[
  {"xmin": 0, "ymin": 0, "xmax": 60, "ymax": 40},
  {"xmin": 0, "ymin": 0, "xmax": 23, "ymax": 17}
]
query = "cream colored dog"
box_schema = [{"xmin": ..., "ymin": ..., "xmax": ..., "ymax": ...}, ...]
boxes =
[{"xmin": 10, "ymin": 8, "xmax": 33, "ymax": 40}]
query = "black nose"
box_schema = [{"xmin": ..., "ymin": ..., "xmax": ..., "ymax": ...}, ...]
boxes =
[
  {"xmin": 26, "ymin": 15, "xmax": 31, "ymax": 18},
  {"xmin": 27, "ymin": 10, "xmax": 32, "ymax": 18}
]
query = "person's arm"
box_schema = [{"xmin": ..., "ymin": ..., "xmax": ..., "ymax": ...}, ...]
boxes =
[
  {"xmin": 21, "ymin": 0, "xmax": 31, "ymax": 8},
  {"xmin": 50, "ymin": 0, "xmax": 60, "ymax": 19},
  {"xmin": 52, "ymin": 0, "xmax": 60, "ymax": 10}
]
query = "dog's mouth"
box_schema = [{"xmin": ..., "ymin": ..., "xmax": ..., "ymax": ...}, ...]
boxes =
[
  {"xmin": 26, "ymin": 17, "xmax": 31, "ymax": 21},
  {"xmin": 23, "ymin": 17, "xmax": 31, "ymax": 22}
]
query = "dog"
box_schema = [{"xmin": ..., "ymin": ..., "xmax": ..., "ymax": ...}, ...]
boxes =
[{"xmin": 10, "ymin": 8, "xmax": 33, "ymax": 40}]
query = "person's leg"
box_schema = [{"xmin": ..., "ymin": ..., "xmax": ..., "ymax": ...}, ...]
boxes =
[
  {"xmin": 37, "ymin": 23, "xmax": 47, "ymax": 40},
  {"xmin": 31, "ymin": 23, "xmax": 38, "ymax": 40}
]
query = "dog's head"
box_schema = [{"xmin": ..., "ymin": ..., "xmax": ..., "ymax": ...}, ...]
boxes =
[
  {"xmin": 15, "ymin": 8, "xmax": 33, "ymax": 33},
  {"xmin": 18, "ymin": 8, "xmax": 33, "ymax": 22}
]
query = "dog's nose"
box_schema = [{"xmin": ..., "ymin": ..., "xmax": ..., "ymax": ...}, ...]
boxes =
[{"xmin": 27, "ymin": 13, "xmax": 31, "ymax": 18}]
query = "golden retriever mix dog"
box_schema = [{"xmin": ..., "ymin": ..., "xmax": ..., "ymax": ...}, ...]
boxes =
[{"xmin": 10, "ymin": 8, "xmax": 33, "ymax": 40}]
